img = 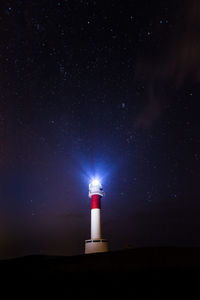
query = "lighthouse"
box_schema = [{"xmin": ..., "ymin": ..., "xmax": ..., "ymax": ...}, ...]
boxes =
[{"xmin": 85, "ymin": 179, "xmax": 108, "ymax": 254}]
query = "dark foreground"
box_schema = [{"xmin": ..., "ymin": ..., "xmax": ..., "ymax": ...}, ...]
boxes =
[{"xmin": 1, "ymin": 247, "xmax": 200, "ymax": 298}]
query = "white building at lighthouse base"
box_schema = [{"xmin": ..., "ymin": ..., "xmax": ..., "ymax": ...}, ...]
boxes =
[{"xmin": 85, "ymin": 239, "xmax": 108, "ymax": 254}]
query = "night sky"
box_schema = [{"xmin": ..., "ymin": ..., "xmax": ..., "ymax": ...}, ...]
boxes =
[{"xmin": 1, "ymin": 0, "xmax": 200, "ymax": 258}]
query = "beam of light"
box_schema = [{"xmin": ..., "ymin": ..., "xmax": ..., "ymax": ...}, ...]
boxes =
[{"xmin": 90, "ymin": 178, "xmax": 101, "ymax": 186}]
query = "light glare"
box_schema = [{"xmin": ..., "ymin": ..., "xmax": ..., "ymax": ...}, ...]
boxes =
[{"xmin": 91, "ymin": 179, "xmax": 101, "ymax": 186}]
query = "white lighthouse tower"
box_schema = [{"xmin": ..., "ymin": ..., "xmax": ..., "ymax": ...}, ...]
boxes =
[{"xmin": 85, "ymin": 179, "xmax": 108, "ymax": 254}]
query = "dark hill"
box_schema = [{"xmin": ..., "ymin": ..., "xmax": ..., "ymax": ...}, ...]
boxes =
[{"xmin": 1, "ymin": 247, "xmax": 200, "ymax": 297}]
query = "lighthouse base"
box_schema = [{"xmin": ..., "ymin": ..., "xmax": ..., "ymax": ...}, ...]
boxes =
[{"xmin": 85, "ymin": 239, "xmax": 108, "ymax": 254}]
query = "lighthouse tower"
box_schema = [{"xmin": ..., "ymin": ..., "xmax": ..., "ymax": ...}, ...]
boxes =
[{"xmin": 85, "ymin": 179, "xmax": 108, "ymax": 254}]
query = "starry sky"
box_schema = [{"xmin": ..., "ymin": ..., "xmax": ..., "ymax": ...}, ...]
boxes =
[{"xmin": 1, "ymin": 0, "xmax": 200, "ymax": 258}]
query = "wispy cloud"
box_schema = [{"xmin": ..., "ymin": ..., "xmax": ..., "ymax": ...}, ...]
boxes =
[{"xmin": 134, "ymin": 0, "xmax": 200, "ymax": 129}]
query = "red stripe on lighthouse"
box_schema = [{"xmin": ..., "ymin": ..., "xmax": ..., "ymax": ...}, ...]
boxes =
[{"xmin": 91, "ymin": 194, "xmax": 101, "ymax": 209}]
